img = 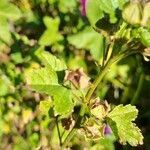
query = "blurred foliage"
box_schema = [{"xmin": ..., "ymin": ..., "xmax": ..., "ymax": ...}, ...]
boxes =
[{"xmin": 0, "ymin": 0, "xmax": 150, "ymax": 150}]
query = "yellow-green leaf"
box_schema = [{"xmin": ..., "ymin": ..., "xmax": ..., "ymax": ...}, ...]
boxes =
[{"xmin": 107, "ymin": 104, "xmax": 143, "ymax": 146}]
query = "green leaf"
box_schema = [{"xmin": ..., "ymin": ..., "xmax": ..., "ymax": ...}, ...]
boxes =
[
  {"xmin": 58, "ymin": 0, "xmax": 77, "ymax": 13},
  {"xmin": 90, "ymin": 135, "xmax": 115, "ymax": 150},
  {"xmin": 86, "ymin": 0, "xmax": 104, "ymax": 26},
  {"xmin": 0, "ymin": 0, "xmax": 21, "ymax": 20},
  {"xmin": 0, "ymin": 17, "xmax": 12, "ymax": 44},
  {"xmin": 87, "ymin": 0, "xmax": 128, "ymax": 25},
  {"xmin": 139, "ymin": 28, "xmax": 150, "ymax": 47},
  {"xmin": 0, "ymin": 78, "xmax": 9, "ymax": 96},
  {"xmin": 26, "ymin": 67, "xmax": 73, "ymax": 115},
  {"xmin": 68, "ymin": 27, "xmax": 104, "ymax": 63},
  {"xmin": 99, "ymin": 0, "xmax": 118, "ymax": 23},
  {"xmin": 39, "ymin": 99, "xmax": 52, "ymax": 115},
  {"xmin": 53, "ymin": 86, "xmax": 73, "ymax": 115},
  {"xmin": 11, "ymin": 52, "xmax": 24, "ymax": 64},
  {"xmin": 107, "ymin": 104, "xmax": 143, "ymax": 146},
  {"xmin": 118, "ymin": 0, "xmax": 129, "ymax": 9},
  {"xmin": 25, "ymin": 67, "xmax": 59, "ymax": 94},
  {"xmin": 26, "ymin": 67, "xmax": 58, "ymax": 86},
  {"xmin": 39, "ymin": 16, "xmax": 63, "ymax": 46},
  {"xmin": 35, "ymin": 48, "xmax": 67, "ymax": 71},
  {"xmin": 43, "ymin": 16, "xmax": 60, "ymax": 31}
]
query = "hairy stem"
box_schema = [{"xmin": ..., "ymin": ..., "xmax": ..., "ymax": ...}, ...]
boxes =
[
  {"xmin": 61, "ymin": 49, "xmax": 138, "ymax": 148},
  {"xmin": 85, "ymin": 50, "xmax": 138, "ymax": 103}
]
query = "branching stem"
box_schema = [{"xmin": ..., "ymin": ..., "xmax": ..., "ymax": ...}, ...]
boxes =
[
  {"xmin": 85, "ymin": 50, "xmax": 138, "ymax": 104},
  {"xmin": 61, "ymin": 49, "xmax": 139, "ymax": 148}
]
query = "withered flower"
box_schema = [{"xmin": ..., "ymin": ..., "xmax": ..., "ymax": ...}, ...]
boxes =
[
  {"xmin": 142, "ymin": 47, "xmax": 150, "ymax": 61},
  {"xmin": 90, "ymin": 98, "xmax": 110, "ymax": 120},
  {"xmin": 61, "ymin": 116, "xmax": 75, "ymax": 130},
  {"xmin": 64, "ymin": 68, "xmax": 90, "ymax": 89},
  {"xmin": 79, "ymin": 118, "xmax": 105, "ymax": 140}
]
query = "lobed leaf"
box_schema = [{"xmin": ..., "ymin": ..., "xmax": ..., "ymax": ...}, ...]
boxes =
[
  {"xmin": 107, "ymin": 104, "xmax": 143, "ymax": 146},
  {"xmin": 35, "ymin": 49, "xmax": 67, "ymax": 71},
  {"xmin": 26, "ymin": 67, "xmax": 73, "ymax": 115}
]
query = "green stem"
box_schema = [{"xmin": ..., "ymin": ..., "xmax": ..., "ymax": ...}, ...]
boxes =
[
  {"xmin": 85, "ymin": 50, "xmax": 138, "ymax": 103},
  {"xmin": 56, "ymin": 117, "xmax": 62, "ymax": 146},
  {"xmin": 120, "ymin": 78, "xmax": 132, "ymax": 104},
  {"xmin": 62, "ymin": 106, "xmax": 85, "ymax": 148},
  {"xmin": 131, "ymin": 73, "xmax": 145, "ymax": 105},
  {"xmin": 62, "ymin": 128, "xmax": 76, "ymax": 149},
  {"xmin": 61, "ymin": 50, "xmax": 138, "ymax": 148}
]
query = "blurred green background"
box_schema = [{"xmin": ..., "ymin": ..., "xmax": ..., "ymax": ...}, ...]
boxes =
[{"xmin": 0, "ymin": 0, "xmax": 150, "ymax": 149}]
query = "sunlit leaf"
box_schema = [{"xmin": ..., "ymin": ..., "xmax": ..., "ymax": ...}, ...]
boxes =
[
  {"xmin": 39, "ymin": 16, "xmax": 63, "ymax": 46},
  {"xmin": 139, "ymin": 28, "xmax": 150, "ymax": 47},
  {"xmin": 68, "ymin": 27, "xmax": 104, "ymax": 62},
  {"xmin": 39, "ymin": 99, "xmax": 52, "ymax": 115},
  {"xmin": 26, "ymin": 67, "xmax": 73, "ymax": 115},
  {"xmin": 107, "ymin": 104, "xmax": 143, "ymax": 146},
  {"xmin": 35, "ymin": 49, "xmax": 67, "ymax": 71},
  {"xmin": 0, "ymin": 17, "xmax": 11, "ymax": 44},
  {"xmin": 0, "ymin": 0, "xmax": 21, "ymax": 20},
  {"xmin": 86, "ymin": 0, "xmax": 104, "ymax": 26},
  {"xmin": 53, "ymin": 87, "xmax": 73, "ymax": 115}
]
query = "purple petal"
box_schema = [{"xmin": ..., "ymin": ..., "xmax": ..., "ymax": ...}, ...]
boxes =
[
  {"xmin": 80, "ymin": 0, "xmax": 87, "ymax": 16},
  {"xmin": 104, "ymin": 125, "xmax": 112, "ymax": 135}
]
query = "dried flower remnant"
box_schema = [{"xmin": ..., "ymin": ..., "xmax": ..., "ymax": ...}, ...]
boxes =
[
  {"xmin": 61, "ymin": 116, "xmax": 75, "ymax": 130},
  {"xmin": 90, "ymin": 98, "xmax": 110, "ymax": 120},
  {"xmin": 79, "ymin": 118, "xmax": 105, "ymax": 139},
  {"xmin": 142, "ymin": 47, "xmax": 150, "ymax": 61},
  {"xmin": 80, "ymin": 0, "xmax": 87, "ymax": 16},
  {"xmin": 65, "ymin": 68, "xmax": 90, "ymax": 89}
]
